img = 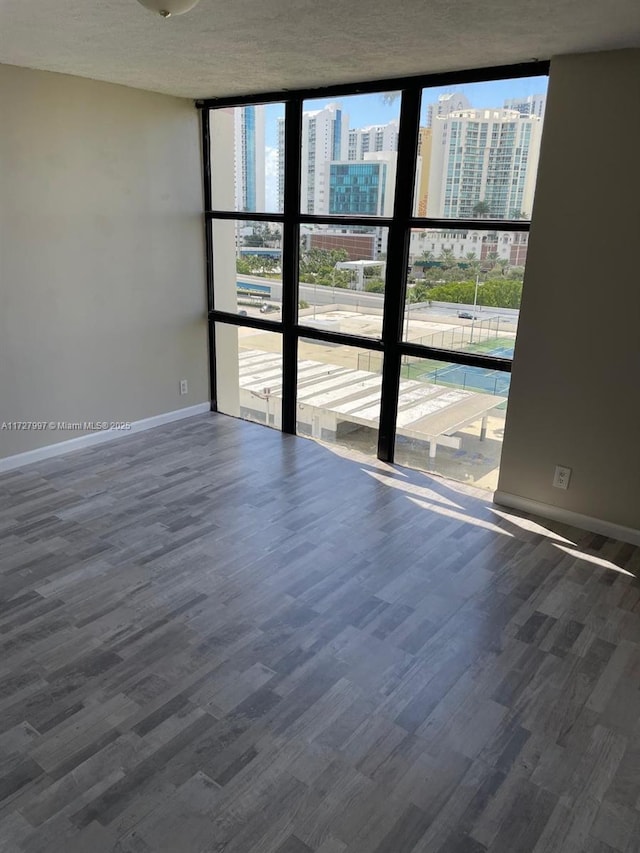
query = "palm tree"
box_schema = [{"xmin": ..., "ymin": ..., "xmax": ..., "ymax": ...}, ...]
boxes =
[
  {"xmin": 438, "ymin": 248, "xmax": 457, "ymax": 270},
  {"xmin": 464, "ymin": 252, "xmax": 481, "ymax": 279},
  {"xmin": 495, "ymin": 258, "xmax": 510, "ymax": 276},
  {"xmin": 472, "ymin": 200, "xmax": 491, "ymax": 218},
  {"xmin": 414, "ymin": 249, "xmax": 435, "ymax": 280}
]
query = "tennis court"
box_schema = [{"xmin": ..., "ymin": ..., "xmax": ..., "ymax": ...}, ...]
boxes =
[
  {"xmin": 417, "ymin": 341, "xmax": 513, "ymax": 396},
  {"xmin": 484, "ymin": 344, "xmax": 514, "ymax": 358},
  {"xmin": 422, "ymin": 365, "xmax": 511, "ymax": 396}
]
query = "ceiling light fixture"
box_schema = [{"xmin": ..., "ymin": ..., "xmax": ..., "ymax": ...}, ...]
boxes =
[{"xmin": 136, "ymin": 0, "xmax": 201, "ymax": 18}]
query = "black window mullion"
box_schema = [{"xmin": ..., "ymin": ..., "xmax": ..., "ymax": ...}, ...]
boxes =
[
  {"xmin": 409, "ymin": 217, "xmax": 530, "ymax": 232},
  {"xmin": 399, "ymin": 342, "xmax": 512, "ymax": 372},
  {"xmin": 298, "ymin": 213, "xmax": 393, "ymax": 228},
  {"xmin": 205, "ymin": 210, "xmax": 285, "ymax": 223},
  {"xmin": 208, "ymin": 309, "xmax": 282, "ymax": 332},
  {"xmin": 377, "ymin": 87, "xmax": 422, "ymax": 463},
  {"xmin": 201, "ymin": 109, "xmax": 217, "ymax": 411},
  {"xmin": 281, "ymin": 99, "xmax": 302, "ymax": 435},
  {"xmin": 292, "ymin": 325, "xmax": 384, "ymax": 351}
]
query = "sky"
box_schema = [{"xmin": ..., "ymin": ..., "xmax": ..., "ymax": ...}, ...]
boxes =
[
  {"xmin": 263, "ymin": 75, "xmax": 548, "ymax": 146},
  {"xmin": 261, "ymin": 75, "xmax": 548, "ymax": 209}
]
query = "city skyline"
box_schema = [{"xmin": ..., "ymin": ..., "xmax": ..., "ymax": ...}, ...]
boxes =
[
  {"xmin": 235, "ymin": 104, "xmax": 265, "ymax": 212},
  {"xmin": 256, "ymin": 75, "xmax": 548, "ymax": 210},
  {"xmin": 264, "ymin": 75, "xmax": 548, "ymax": 144}
]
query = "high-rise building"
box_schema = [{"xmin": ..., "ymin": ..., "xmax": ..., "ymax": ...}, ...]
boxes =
[
  {"xmin": 416, "ymin": 127, "xmax": 433, "ymax": 215},
  {"xmin": 279, "ymin": 114, "xmax": 400, "ymax": 215},
  {"xmin": 277, "ymin": 116, "xmax": 285, "ymax": 213},
  {"xmin": 427, "ymin": 107, "xmax": 543, "ymax": 219},
  {"xmin": 426, "ymin": 91, "xmax": 472, "ymax": 127},
  {"xmin": 347, "ymin": 119, "xmax": 399, "ymax": 160},
  {"xmin": 328, "ymin": 152, "xmax": 397, "ymax": 217},
  {"xmin": 504, "ymin": 93, "xmax": 546, "ymax": 120},
  {"xmin": 234, "ymin": 105, "xmax": 265, "ymax": 211},
  {"xmin": 301, "ymin": 103, "xmax": 349, "ymax": 214}
]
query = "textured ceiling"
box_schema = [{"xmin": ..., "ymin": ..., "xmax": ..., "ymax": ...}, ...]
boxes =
[{"xmin": 1, "ymin": 0, "xmax": 639, "ymax": 99}]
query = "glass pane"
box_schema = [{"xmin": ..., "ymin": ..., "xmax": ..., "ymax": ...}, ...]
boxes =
[
  {"xmin": 296, "ymin": 340, "xmax": 382, "ymax": 458},
  {"xmin": 415, "ymin": 76, "xmax": 548, "ymax": 219},
  {"xmin": 298, "ymin": 225, "xmax": 389, "ymax": 339},
  {"xmin": 210, "ymin": 104, "xmax": 285, "ymax": 213},
  {"xmin": 300, "ymin": 92, "xmax": 401, "ymax": 215},
  {"xmin": 215, "ymin": 324, "xmax": 282, "ymax": 429},
  {"xmin": 393, "ymin": 356, "xmax": 509, "ymax": 490},
  {"xmin": 211, "ymin": 219, "xmax": 282, "ymax": 319},
  {"xmin": 405, "ymin": 228, "xmax": 524, "ymax": 355}
]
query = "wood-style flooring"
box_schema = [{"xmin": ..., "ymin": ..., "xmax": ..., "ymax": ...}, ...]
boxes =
[{"xmin": 0, "ymin": 413, "xmax": 639, "ymax": 853}]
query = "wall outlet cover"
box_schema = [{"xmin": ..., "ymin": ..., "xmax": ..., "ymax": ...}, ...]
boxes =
[{"xmin": 553, "ymin": 465, "xmax": 571, "ymax": 489}]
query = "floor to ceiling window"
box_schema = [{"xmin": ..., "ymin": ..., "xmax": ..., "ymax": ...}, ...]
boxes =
[{"xmin": 200, "ymin": 64, "xmax": 548, "ymax": 490}]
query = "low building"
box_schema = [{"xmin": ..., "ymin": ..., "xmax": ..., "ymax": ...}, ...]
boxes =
[
  {"xmin": 303, "ymin": 229, "xmax": 379, "ymax": 260},
  {"xmin": 409, "ymin": 229, "xmax": 528, "ymax": 268}
]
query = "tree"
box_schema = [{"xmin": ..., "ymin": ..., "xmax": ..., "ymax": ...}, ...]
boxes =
[
  {"xmin": 250, "ymin": 222, "xmax": 282, "ymax": 246},
  {"xmin": 438, "ymin": 249, "xmax": 458, "ymax": 270},
  {"xmin": 507, "ymin": 265, "xmax": 525, "ymax": 280},
  {"xmin": 494, "ymin": 258, "xmax": 510, "ymax": 277},
  {"xmin": 235, "ymin": 253, "xmax": 278, "ymax": 277},
  {"xmin": 464, "ymin": 252, "xmax": 481, "ymax": 279},
  {"xmin": 299, "ymin": 248, "xmax": 350, "ymax": 287},
  {"xmin": 363, "ymin": 264, "xmax": 383, "ymax": 278},
  {"xmin": 472, "ymin": 200, "xmax": 491, "ymax": 218},
  {"xmin": 236, "ymin": 256, "xmax": 253, "ymax": 276},
  {"xmin": 425, "ymin": 278, "xmax": 523, "ymax": 308},
  {"xmin": 364, "ymin": 279, "xmax": 385, "ymax": 293},
  {"xmin": 331, "ymin": 272, "xmax": 351, "ymax": 288},
  {"xmin": 408, "ymin": 282, "xmax": 432, "ymax": 303}
]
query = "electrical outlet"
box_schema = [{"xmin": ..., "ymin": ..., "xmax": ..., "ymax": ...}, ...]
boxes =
[
  {"xmin": 179, "ymin": 379, "xmax": 188, "ymax": 396},
  {"xmin": 553, "ymin": 465, "xmax": 571, "ymax": 490}
]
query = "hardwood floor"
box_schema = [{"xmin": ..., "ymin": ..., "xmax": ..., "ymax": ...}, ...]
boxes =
[{"xmin": 0, "ymin": 413, "xmax": 639, "ymax": 853}]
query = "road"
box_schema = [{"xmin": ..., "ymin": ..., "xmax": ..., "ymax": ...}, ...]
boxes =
[
  {"xmin": 299, "ymin": 284, "xmax": 385, "ymax": 310},
  {"xmin": 299, "ymin": 287, "xmax": 517, "ymax": 325},
  {"xmin": 238, "ymin": 276, "xmax": 519, "ymax": 325}
]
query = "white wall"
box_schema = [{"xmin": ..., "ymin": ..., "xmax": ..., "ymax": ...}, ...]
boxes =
[
  {"xmin": 498, "ymin": 49, "xmax": 640, "ymax": 533},
  {"xmin": 0, "ymin": 65, "xmax": 208, "ymax": 458}
]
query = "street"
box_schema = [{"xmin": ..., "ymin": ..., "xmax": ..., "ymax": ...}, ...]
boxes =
[{"xmin": 237, "ymin": 276, "xmax": 519, "ymax": 326}]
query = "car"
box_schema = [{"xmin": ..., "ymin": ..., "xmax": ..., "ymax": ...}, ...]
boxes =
[
  {"xmin": 457, "ymin": 311, "xmax": 476, "ymax": 320},
  {"xmin": 238, "ymin": 309, "xmax": 248, "ymax": 316}
]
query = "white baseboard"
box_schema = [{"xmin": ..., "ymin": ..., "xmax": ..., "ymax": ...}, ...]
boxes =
[
  {"xmin": 493, "ymin": 490, "xmax": 640, "ymax": 546},
  {"xmin": 0, "ymin": 403, "xmax": 211, "ymax": 474}
]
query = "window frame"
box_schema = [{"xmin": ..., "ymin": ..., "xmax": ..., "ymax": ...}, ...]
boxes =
[{"xmin": 198, "ymin": 60, "xmax": 549, "ymax": 463}]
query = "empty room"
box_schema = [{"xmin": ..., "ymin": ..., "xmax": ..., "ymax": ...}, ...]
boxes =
[{"xmin": 1, "ymin": 1, "xmax": 639, "ymax": 851}]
